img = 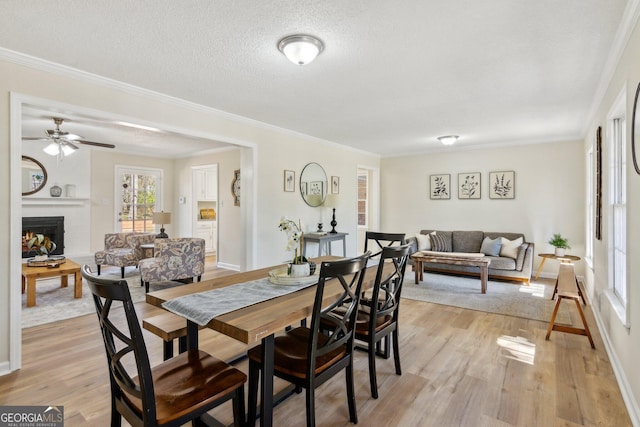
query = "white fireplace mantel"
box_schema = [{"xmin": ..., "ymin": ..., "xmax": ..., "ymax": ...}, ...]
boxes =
[{"xmin": 22, "ymin": 197, "xmax": 88, "ymax": 206}]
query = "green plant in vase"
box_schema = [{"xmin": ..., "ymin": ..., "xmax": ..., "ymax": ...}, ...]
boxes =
[{"xmin": 548, "ymin": 233, "xmax": 570, "ymax": 256}]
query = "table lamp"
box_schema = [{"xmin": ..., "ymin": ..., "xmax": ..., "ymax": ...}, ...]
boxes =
[{"xmin": 153, "ymin": 211, "xmax": 171, "ymax": 238}]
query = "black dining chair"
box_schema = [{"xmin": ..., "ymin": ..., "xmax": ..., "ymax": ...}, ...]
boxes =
[
  {"xmin": 363, "ymin": 231, "xmax": 406, "ymax": 259},
  {"xmin": 246, "ymin": 253, "xmax": 371, "ymax": 427},
  {"xmin": 81, "ymin": 265, "xmax": 247, "ymax": 427},
  {"xmin": 355, "ymin": 244, "xmax": 411, "ymax": 398}
]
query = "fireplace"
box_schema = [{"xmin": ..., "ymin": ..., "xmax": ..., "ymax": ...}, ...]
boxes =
[{"xmin": 22, "ymin": 216, "xmax": 65, "ymax": 258}]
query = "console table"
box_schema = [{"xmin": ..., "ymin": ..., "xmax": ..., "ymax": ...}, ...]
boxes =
[{"xmin": 302, "ymin": 232, "xmax": 348, "ymax": 257}]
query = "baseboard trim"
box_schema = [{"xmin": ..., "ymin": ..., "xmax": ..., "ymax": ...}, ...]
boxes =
[
  {"xmin": 216, "ymin": 262, "xmax": 240, "ymax": 271},
  {"xmin": 591, "ymin": 300, "xmax": 640, "ymax": 426}
]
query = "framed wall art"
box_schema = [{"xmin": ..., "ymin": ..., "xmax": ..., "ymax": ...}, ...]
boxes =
[
  {"xmin": 284, "ymin": 170, "xmax": 295, "ymax": 192},
  {"xmin": 331, "ymin": 176, "xmax": 340, "ymax": 194},
  {"xmin": 595, "ymin": 126, "xmax": 602, "ymax": 240},
  {"xmin": 430, "ymin": 174, "xmax": 450, "ymax": 199},
  {"xmin": 458, "ymin": 172, "xmax": 481, "ymax": 199},
  {"xmin": 489, "ymin": 171, "xmax": 515, "ymax": 199}
]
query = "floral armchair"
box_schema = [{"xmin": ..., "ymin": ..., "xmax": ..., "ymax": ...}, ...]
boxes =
[
  {"xmin": 139, "ymin": 237, "xmax": 205, "ymax": 292},
  {"xmin": 95, "ymin": 232, "xmax": 156, "ymax": 278}
]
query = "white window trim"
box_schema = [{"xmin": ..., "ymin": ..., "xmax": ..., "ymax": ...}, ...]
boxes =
[{"xmin": 605, "ymin": 86, "xmax": 629, "ymax": 328}]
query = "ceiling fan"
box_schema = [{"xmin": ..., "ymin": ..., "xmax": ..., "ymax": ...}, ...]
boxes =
[{"xmin": 23, "ymin": 117, "xmax": 116, "ymax": 157}]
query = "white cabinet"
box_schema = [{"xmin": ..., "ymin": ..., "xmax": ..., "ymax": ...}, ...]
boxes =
[
  {"xmin": 195, "ymin": 221, "xmax": 216, "ymax": 253},
  {"xmin": 194, "ymin": 169, "xmax": 217, "ymax": 201}
]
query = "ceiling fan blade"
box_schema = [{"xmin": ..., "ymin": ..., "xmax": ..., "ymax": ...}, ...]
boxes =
[
  {"xmin": 78, "ymin": 140, "xmax": 116, "ymax": 149},
  {"xmin": 22, "ymin": 137, "xmax": 48, "ymax": 141},
  {"xmin": 64, "ymin": 140, "xmax": 80, "ymax": 150}
]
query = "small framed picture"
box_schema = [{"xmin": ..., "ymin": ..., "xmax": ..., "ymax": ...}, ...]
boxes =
[
  {"xmin": 331, "ymin": 176, "xmax": 340, "ymax": 194},
  {"xmin": 430, "ymin": 174, "xmax": 450, "ymax": 199},
  {"xmin": 309, "ymin": 181, "xmax": 323, "ymax": 195},
  {"xmin": 284, "ymin": 170, "xmax": 295, "ymax": 192},
  {"xmin": 301, "ymin": 181, "xmax": 307, "ymax": 196},
  {"xmin": 489, "ymin": 171, "xmax": 515, "ymax": 199},
  {"xmin": 458, "ymin": 172, "xmax": 481, "ymax": 199}
]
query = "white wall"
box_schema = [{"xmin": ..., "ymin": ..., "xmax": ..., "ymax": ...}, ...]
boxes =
[
  {"xmin": 582, "ymin": 11, "xmax": 640, "ymax": 424},
  {"xmin": 381, "ymin": 141, "xmax": 585, "ymax": 276}
]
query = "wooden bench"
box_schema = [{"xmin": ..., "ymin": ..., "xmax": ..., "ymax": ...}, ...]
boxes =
[
  {"xmin": 143, "ymin": 312, "xmax": 189, "ymax": 360},
  {"xmin": 545, "ymin": 262, "xmax": 595, "ymax": 349}
]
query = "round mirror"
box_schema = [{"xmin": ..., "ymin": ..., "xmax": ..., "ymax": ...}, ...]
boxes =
[
  {"xmin": 22, "ymin": 156, "xmax": 48, "ymax": 196},
  {"xmin": 300, "ymin": 162, "xmax": 328, "ymax": 207}
]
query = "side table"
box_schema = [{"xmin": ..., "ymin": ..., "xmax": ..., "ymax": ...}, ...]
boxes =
[
  {"xmin": 534, "ymin": 253, "xmax": 580, "ymax": 281},
  {"xmin": 302, "ymin": 232, "xmax": 348, "ymax": 257}
]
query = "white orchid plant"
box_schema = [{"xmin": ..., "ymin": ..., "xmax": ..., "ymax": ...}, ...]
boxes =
[{"xmin": 278, "ymin": 217, "xmax": 306, "ymax": 264}]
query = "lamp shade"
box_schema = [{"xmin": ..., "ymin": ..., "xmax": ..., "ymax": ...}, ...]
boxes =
[{"xmin": 153, "ymin": 211, "xmax": 171, "ymax": 225}]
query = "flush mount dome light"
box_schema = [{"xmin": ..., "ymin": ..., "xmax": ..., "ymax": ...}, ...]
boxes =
[
  {"xmin": 278, "ymin": 34, "xmax": 324, "ymax": 65},
  {"xmin": 437, "ymin": 135, "xmax": 459, "ymax": 146}
]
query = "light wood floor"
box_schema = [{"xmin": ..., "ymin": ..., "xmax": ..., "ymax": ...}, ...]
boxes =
[{"xmin": 0, "ymin": 262, "xmax": 631, "ymax": 426}]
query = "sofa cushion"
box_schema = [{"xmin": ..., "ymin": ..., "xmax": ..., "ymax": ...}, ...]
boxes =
[
  {"xmin": 485, "ymin": 256, "xmax": 517, "ymax": 270},
  {"xmin": 415, "ymin": 231, "xmax": 436, "ymax": 251},
  {"xmin": 500, "ymin": 236, "xmax": 523, "ymax": 259},
  {"xmin": 480, "ymin": 236, "xmax": 502, "ymax": 256},
  {"xmin": 429, "ymin": 233, "xmax": 451, "ymax": 252},
  {"xmin": 451, "ymin": 230, "xmax": 484, "ymax": 253}
]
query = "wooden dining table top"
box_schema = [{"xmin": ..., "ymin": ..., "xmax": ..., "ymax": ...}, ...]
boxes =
[{"xmin": 146, "ymin": 256, "xmax": 386, "ymax": 346}]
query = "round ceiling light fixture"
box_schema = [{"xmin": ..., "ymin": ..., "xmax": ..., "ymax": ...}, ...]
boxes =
[
  {"xmin": 437, "ymin": 135, "xmax": 459, "ymax": 146},
  {"xmin": 278, "ymin": 34, "xmax": 324, "ymax": 65}
]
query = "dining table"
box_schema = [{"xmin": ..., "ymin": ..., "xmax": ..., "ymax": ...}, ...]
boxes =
[{"xmin": 146, "ymin": 255, "xmax": 385, "ymax": 427}]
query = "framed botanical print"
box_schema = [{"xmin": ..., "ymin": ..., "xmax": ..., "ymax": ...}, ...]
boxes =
[
  {"xmin": 284, "ymin": 170, "xmax": 295, "ymax": 192},
  {"xmin": 309, "ymin": 181, "xmax": 323, "ymax": 196},
  {"xmin": 331, "ymin": 176, "xmax": 340, "ymax": 194},
  {"xmin": 489, "ymin": 171, "xmax": 515, "ymax": 199},
  {"xmin": 430, "ymin": 174, "xmax": 450, "ymax": 199},
  {"xmin": 458, "ymin": 172, "xmax": 481, "ymax": 199}
]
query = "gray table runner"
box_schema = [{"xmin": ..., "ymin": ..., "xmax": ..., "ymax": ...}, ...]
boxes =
[{"xmin": 162, "ymin": 277, "xmax": 318, "ymax": 326}]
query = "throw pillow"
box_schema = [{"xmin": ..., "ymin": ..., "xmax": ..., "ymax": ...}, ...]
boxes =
[
  {"xmin": 429, "ymin": 233, "xmax": 451, "ymax": 252},
  {"xmin": 480, "ymin": 236, "xmax": 502, "ymax": 257},
  {"xmin": 415, "ymin": 233, "xmax": 430, "ymax": 251},
  {"xmin": 500, "ymin": 236, "xmax": 524, "ymax": 259}
]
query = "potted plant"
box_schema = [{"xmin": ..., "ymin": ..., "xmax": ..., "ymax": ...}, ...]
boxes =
[{"xmin": 548, "ymin": 233, "xmax": 570, "ymax": 257}]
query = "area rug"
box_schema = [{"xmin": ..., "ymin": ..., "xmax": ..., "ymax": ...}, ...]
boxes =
[
  {"xmin": 21, "ymin": 256, "xmax": 178, "ymax": 328},
  {"xmin": 402, "ymin": 273, "xmax": 571, "ymax": 323}
]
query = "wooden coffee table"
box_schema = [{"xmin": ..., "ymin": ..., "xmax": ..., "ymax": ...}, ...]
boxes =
[
  {"xmin": 411, "ymin": 253, "xmax": 491, "ymax": 293},
  {"xmin": 21, "ymin": 259, "xmax": 82, "ymax": 307}
]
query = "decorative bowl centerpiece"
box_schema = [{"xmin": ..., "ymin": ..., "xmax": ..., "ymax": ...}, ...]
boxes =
[{"xmin": 268, "ymin": 266, "xmax": 319, "ymax": 286}]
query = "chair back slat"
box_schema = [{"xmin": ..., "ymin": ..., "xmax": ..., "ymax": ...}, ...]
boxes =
[
  {"xmin": 309, "ymin": 252, "xmax": 370, "ymax": 370},
  {"xmin": 369, "ymin": 244, "xmax": 411, "ymax": 326},
  {"xmin": 364, "ymin": 232, "xmax": 406, "ymax": 259},
  {"xmin": 81, "ymin": 265, "xmax": 157, "ymax": 424}
]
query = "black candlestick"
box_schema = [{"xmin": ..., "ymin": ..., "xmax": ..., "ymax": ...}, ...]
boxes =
[{"xmin": 330, "ymin": 208, "xmax": 338, "ymax": 234}]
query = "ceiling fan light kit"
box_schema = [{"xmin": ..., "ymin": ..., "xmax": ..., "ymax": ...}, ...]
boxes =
[
  {"xmin": 23, "ymin": 117, "xmax": 116, "ymax": 160},
  {"xmin": 278, "ymin": 34, "xmax": 324, "ymax": 65}
]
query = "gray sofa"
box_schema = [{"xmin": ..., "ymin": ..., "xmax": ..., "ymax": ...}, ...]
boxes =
[{"xmin": 407, "ymin": 230, "xmax": 534, "ymax": 284}]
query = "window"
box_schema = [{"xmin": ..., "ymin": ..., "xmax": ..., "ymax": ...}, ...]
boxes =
[
  {"xmin": 611, "ymin": 117, "xmax": 627, "ymax": 303},
  {"xmin": 357, "ymin": 170, "xmax": 368, "ymax": 227},
  {"xmin": 606, "ymin": 88, "xmax": 628, "ymax": 327},
  {"xmin": 585, "ymin": 147, "xmax": 594, "ymax": 264},
  {"xmin": 115, "ymin": 166, "xmax": 163, "ymax": 233}
]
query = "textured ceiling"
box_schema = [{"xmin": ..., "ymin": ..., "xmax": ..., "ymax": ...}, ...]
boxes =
[{"xmin": 0, "ymin": 0, "xmax": 631, "ymax": 157}]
